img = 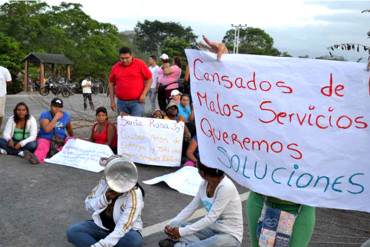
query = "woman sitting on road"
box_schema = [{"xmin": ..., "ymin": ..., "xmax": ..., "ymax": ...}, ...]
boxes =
[
  {"xmin": 159, "ymin": 161, "xmax": 243, "ymax": 247},
  {"xmin": 0, "ymin": 102, "xmax": 37, "ymax": 157},
  {"xmin": 90, "ymin": 106, "xmax": 117, "ymax": 154},
  {"xmin": 24, "ymin": 98, "xmax": 73, "ymax": 164}
]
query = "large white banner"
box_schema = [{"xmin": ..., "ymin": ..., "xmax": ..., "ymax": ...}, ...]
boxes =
[
  {"xmin": 186, "ymin": 49, "xmax": 370, "ymax": 213},
  {"xmin": 45, "ymin": 138, "xmax": 113, "ymax": 172},
  {"xmin": 117, "ymin": 116, "xmax": 184, "ymax": 167}
]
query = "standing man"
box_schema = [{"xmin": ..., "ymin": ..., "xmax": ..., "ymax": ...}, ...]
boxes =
[
  {"xmin": 109, "ymin": 47, "xmax": 152, "ymax": 117},
  {"xmin": 81, "ymin": 76, "xmax": 94, "ymax": 111},
  {"xmin": 0, "ymin": 66, "xmax": 12, "ymax": 130},
  {"xmin": 148, "ymin": 55, "xmax": 160, "ymax": 113}
]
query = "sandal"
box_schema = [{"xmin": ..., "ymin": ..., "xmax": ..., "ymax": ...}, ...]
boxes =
[{"xmin": 23, "ymin": 150, "xmax": 40, "ymax": 165}]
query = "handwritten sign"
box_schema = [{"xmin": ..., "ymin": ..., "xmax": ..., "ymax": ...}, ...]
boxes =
[
  {"xmin": 45, "ymin": 139, "xmax": 113, "ymax": 172},
  {"xmin": 117, "ymin": 116, "xmax": 184, "ymax": 167},
  {"xmin": 186, "ymin": 49, "xmax": 370, "ymax": 213},
  {"xmin": 143, "ymin": 166, "xmax": 202, "ymax": 196}
]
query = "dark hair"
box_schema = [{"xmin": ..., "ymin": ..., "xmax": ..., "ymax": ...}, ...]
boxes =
[
  {"xmin": 119, "ymin": 47, "xmax": 131, "ymax": 55},
  {"xmin": 13, "ymin": 102, "xmax": 30, "ymax": 123},
  {"xmin": 174, "ymin": 56, "xmax": 182, "ymax": 68},
  {"xmin": 13, "ymin": 102, "xmax": 30, "ymax": 140},
  {"xmin": 197, "ymin": 160, "xmax": 224, "ymax": 177},
  {"xmin": 150, "ymin": 55, "xmax": 157, "ymax": 61},
  {"xmin": 180, "ymin": 94, "xmax": 190, "ymax": 100},
  {"xmin": 135, "ymin": 182, "xmax": 145, "ymax": 197},
  {"xmin": 96, "ymin": 106, "xmax": 108, "ymax": 116}
]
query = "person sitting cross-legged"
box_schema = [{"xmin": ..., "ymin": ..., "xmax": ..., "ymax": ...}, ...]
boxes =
[
  {"xmin": 24, "ymin": 98, "xmax": 73, "ymax": 164},
  {"xmin": 159, "ymin": 161, "xmax": 243, "ymax": 247},
  {"xmin": 0, "ymin": 102, "xmax": 37, "ymax": 157},
  {"xmin": 67, "ymin": 156, "xmax": 144, "ymax": 247}
]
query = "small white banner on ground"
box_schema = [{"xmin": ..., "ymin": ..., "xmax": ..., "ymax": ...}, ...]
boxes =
[
  {"xmin": 117, "ymin": 116, "xmax": 184, "ymax": 167},
  {"xmin": 143, "ymin": 166, "xmax": 202, "ymax": 196},
  {"xmin": 186, "ymin": 49, "xmax": 370, "ymax": 213},
  {"xmin": 45, "ymin": 138, "xmax": 113, "ymax": 172}
]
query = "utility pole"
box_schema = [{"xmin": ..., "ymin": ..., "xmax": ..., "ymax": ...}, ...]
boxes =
[{"xmin": 231, "ymin": 24, "xmax": 247, "ymax": 54}]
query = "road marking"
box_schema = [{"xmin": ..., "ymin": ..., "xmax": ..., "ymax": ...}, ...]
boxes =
[{"xmin": 141, "ymin": 191, "xmax": 250, "ymax": 237}]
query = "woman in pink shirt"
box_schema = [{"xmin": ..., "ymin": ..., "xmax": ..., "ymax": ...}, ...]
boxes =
[{"xmin": 157, "ymin": 55, "xmax": 182, "ymax": 111}]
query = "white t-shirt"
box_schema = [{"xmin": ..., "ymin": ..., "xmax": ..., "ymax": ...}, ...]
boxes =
[
  {"xmin": 171, "ymin": 176, "xmax": 243, "ymax": 242},
  {"xmin": 81, "ymin": 79, "xmax": 92, "ymax": 94},
  {"xmin": 149, "ymin": 65, "xmax": 160, "ymax": 89},
  {"xmin": 0, "ymin": 66, "xmax": 12, "ymax": 97}
]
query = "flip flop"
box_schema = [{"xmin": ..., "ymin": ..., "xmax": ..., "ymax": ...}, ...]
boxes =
[{"xmin": 23, "ymin": 150, "xmax": 40, "ymax": 165}]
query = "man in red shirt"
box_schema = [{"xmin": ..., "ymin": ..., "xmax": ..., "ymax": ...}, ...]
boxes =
[{"xmin": 109, "ymin": 47, "xmax": 152, "ymax": 116}]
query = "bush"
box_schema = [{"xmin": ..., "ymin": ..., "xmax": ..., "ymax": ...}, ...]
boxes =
[{"xmin": 7, "ymin": 80, "xmax": 23, "ymax": 94}]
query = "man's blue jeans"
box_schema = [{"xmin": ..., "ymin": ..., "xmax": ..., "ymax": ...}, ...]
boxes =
[
  {"xmin": 67, "ymin": 220, "xmax": 143, "ymax": 247},
  {"xmin": 117, "ymin": 99, "xmax": 144, "ymax": 117}
]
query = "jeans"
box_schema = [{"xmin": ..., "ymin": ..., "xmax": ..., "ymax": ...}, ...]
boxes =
[
  {"xmin": 148, "ymin": 88, "xmax": 158, "ymax": 113},
  {"xmin": 170, "ymin": 221, "xmax": 241, "ymax": 247},
  {"xmin": 83, "ymin": 93, "xmax": 94, "ymax": 110},
  {"xmin": 117, "ymin": 99, "xmax": 144, "ymax": 117},
  {"xmin": 0, "ymin": 138, "xmax": 37, "ymax": 155},
  {"xmin": 67, "ymin": 220, "xmax": 143, "ymax": 247}
]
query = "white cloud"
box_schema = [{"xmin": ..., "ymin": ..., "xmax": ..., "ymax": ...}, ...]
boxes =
[{"xmin": 40, "ymin": 0, "xmax": 354, "ymax": 29}]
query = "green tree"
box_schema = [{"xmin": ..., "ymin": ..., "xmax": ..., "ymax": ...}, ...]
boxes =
[
  {"xmin": 223, "ymin": 27, "xmax": 280, "ymax": 56},
  {"xmin": 134, "ymin": 20, "xmax": 197, "ymax": 56},
  {"xmin": 0, "ymin": 33, "xmax": 24, "ymax": 94},
  {"xmin": 0, "ymin": 1, "xmax": 124, "ymax": 82}
]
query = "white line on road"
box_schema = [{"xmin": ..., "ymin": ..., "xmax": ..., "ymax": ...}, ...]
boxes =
[{"xmin": 141, "ymin": 191, "xmax": 250, "ymax": 237}]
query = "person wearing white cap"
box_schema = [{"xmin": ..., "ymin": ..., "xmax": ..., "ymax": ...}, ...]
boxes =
[
  {"xmin": 157, "ymin": 55, "xmax": 182, "ymax": 111},
  {"xmin": 170, "ymin": 89, "xmax": 182, "ymax": 105},
  {"xmin": 67, "ymin": 156, "xmax": 145, "ymax": 247}
]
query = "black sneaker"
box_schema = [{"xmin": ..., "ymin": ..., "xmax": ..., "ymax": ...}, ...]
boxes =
[{"xmin": 158, "ymin": 238, "xmax": 176, "ymax": 247}]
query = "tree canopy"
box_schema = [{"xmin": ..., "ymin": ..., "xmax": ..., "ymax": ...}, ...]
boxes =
[
  {"xmin": 134, "ymin": 20, "xmax": 197, "ymax": 57},
  {"xmin": 223, "ymin": 27, "xmax": 280, "ymax": 56},
  {"xmin": 0, "ymin": 1, "xmax": 123, "ymax": 81}
]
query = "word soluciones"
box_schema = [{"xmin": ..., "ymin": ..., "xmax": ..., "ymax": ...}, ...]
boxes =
[{"xmin": 216, "ymin": 146, "xmax": 365, "ymax": 195}]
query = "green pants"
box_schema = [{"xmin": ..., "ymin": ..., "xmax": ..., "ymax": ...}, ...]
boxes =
[{"xmin": 246, "ymin": 191, "xmax": 316, "ymax": 247}]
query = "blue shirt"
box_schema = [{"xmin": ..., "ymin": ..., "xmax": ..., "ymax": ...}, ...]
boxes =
[
  {"xmin": 38, "ymin": 111, "xmax": 71, "ymax": 140},
  {"xmin": 177, "ymin": 104, "xmax": 191, "ymax": 122}
]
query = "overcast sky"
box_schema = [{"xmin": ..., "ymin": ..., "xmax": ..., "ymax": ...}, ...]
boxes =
[{"xmin": 3, "ymin": 0, "xmax": 369, "ymax": 61}]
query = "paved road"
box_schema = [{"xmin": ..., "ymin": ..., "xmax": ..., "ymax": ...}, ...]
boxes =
[{"xmin": 1, "ymin": 94, "xmax": 369, "ymax": 247}]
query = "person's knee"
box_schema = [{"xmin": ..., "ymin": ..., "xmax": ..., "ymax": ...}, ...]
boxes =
[
  {"xmin": 26, "ymin": 141, "xmax": 37, "ymax": 152},
  {"xmin": 66, "ymin": 224, "xmax": 78, "ymax": 242}
]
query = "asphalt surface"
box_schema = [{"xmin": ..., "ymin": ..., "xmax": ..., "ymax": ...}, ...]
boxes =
[{"xmin": 0, "ymin": 93, "xmax": 369, "ymax": 247}]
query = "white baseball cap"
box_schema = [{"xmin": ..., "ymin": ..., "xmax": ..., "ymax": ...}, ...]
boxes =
[
  {"xmin": 170, "ymin": 89, "xmax": 182, "ymax": 97},
  {"xmin": 160, "ymin": 53, "xmax": 169, "ymax": 60}
]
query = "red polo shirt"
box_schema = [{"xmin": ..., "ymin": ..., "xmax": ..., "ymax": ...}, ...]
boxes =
[{"xmin": 109, "ymin": 58, "xmax": 152, "ymax": 100}]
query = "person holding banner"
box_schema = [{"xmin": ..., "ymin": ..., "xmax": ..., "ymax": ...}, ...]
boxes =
[
  {"xmin": 159, "ymin": 161, "xmax": 243, "ymax": 247},
  {"xmin": 90, "ymin": 107, "xmax": 117, "ymax": 154},
  {"xmin": 194, "ymin": 36, "xmax": 317, "ymax": 247}
]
